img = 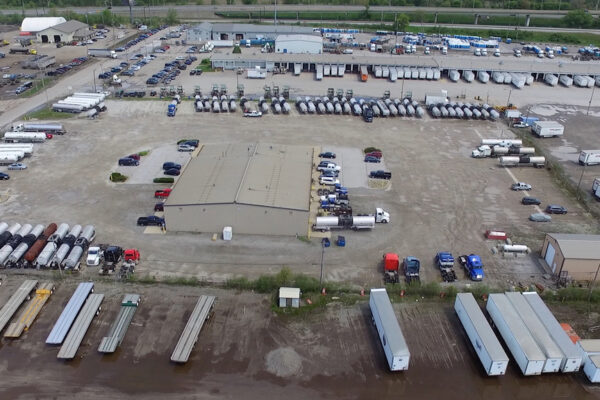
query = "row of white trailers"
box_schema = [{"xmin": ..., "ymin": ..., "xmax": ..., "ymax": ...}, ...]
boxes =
[
  {"xmin": 0, "ymin": 143, "xmax": 34, "ymax": 165},
  {"xmin": 429, "ymin": 102, "xmax": 500, "ymax": 120},
  {"xmin": 296, "ymin": 96, "xmax": 425, "ymax": 118},
  {"xmin": 373, "ymin": 66, "xmax": 442, "ymax": 82},
  {"xmin": 194, "ymin": 95, "xmax": 237, "ymax": 113},
  {"xmin": 52, "ymin": 92, "xmax": 107, "ymax": 114},
  {"xmin": 0, "ymin": 222, "xmax": 95, "ymax": 271},
  {"xmin": 455, "ymin": 292, "xmax": 587, "ymax": 377},
  {"xmin": 313, "ymin": 64, "xmax": 346, "ymax": 80}
]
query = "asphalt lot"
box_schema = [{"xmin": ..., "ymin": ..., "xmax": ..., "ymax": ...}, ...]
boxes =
[
  {"xmin": 1, "ymin": 101, "xmax": 596, "ymax": 288},
  {"xmin": 116, "ymin": 143, "xmax": 191, "ymax": 185}
]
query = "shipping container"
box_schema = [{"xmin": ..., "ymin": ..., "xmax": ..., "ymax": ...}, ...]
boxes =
[
  {"xmin": 369, "ymin": 288, "xmax": 410, "ymax": 371},
  {"xmin": 532, "ymin": 121, "xmax": 564, "ymax": 138},
  {"xmin": 486, "ymin": 293, "xmax": 546, "ymax": 376},
  {"xmin": 454, "ymin": 293, "xmax": 508, "ymax": 375},
  {"xmin": 579, "ymin": 150, "xmax": 600, "ymax": 166},
  {"xmin": 504, "ymin": 292, "xmax": 564, "ymax": 373}
]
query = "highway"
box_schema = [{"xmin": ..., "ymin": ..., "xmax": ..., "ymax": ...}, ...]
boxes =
[{"xmin": 1, "ymin": 4, "xmax": 598, "ymax": 19}]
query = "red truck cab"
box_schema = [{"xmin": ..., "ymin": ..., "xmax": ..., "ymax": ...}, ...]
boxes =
[
  {"xmin": 124, "ymin": 248, "xmax": 140, "ymax": 263},
  {"xmin": 383, "ymin": 253, "xmax": 399, "ymax": 283}
]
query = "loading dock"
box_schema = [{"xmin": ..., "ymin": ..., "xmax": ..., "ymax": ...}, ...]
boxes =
[
  {"xmin": 97, "ymin": 294, "xmax": 140, "ymax": 354},
  {"xmin": 46, "ymin": 282, "xmax": 95, "ymax": 345},
  {"xmin": 4, "ymin": 282, "xmax": 54, "ymax": 338},
  {"xmin": 57, "ymin": 293, "xmax": 104, "ymax": 360},
  {"xmin": 171, "ymin": 295, "xmax": 216, "ymax": 363},
  {"xmin": 0, "ymin": 280, "xmax": 38, "ymax": 333}
]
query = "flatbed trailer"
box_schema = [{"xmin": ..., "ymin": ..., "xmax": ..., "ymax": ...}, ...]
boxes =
[
  {"xmin": 97, "ymin": 294, "xmax": 140, "ymax": 353},
  {"xmin": 57, "ymin": 293, "xmax": 104, "ymax": 359},
  {"xmin": 0, "ymin": 280, "xmax": 38, "ymax": 333},
  {"xmin": 171, "ymin": 295, "xmax": 216, "ymax": 363},
  {"xmin": 46, "ymin": 282, "xmax": 94, "ymax": 345},
  {"xmin": 4, "ymin": 282, "xmax": 54, "ymax": 338}
]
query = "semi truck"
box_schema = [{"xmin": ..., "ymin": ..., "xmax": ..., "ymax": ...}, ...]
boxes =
[
  {"xmin": 313, "ymin": 208, "xmax": 389, "ymax": 231},
  {"xmin": 593, "ymin": 178, "xmax": 600, "ymax": 200},
  {"xmin": 3, "ymin": 132, "xmax": 47, "ymax": 143},
  {"xmin": 369, "ymin": 288, "xmax": 410, "ymax": 371},
  {"xmin": 459, "ymin": 254, "xmax": 484, "ymax": 281},
  {"xmin": 579, "ymin": 150, "xmax": 600, "ymax": 166},
  {"xmin": 436, "ymin": 251, "xmax": 457, "ymax": 282},
  {"xmin": 499, "ymin": 156, "xmax": 546, "ymax": 168},
  {"xmin": 167, "ymin": 101, "xmax": 177, "ymax": 117},
  {"xmin": 532, "ymin": 121, "xmax": 564, "ymax": 138},
  {"xmin": 9, "ymin": 48, "xmax": 36, "ymax": 55},
  {"xmin": 12, "ymin": 123, "xmax": 65, "ymax": 134},
  {"xmin": 88, "ymin": 48, "xmax": 117, "ymax": 58},
  {"xmin": 472, "ymin": 145, "xmax": 535, "ymax": 158},
  {"xmin": 383, "ymin": 253, "xmax": 400, "ymax": 283},
  {"xmin": 403, "ymin": 256, "xmax": 420, "ymax": 283}
]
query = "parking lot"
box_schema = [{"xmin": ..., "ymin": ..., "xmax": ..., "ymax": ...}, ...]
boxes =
[
  {"xmin": 1, "ymin": 100, "xmax": 595, "ymax": 288},
  {"xmin": 115, "ymin": 143, "xmax": 192, "ymax": 185}
]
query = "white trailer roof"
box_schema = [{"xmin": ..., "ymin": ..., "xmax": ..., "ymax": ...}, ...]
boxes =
[
  {"xmin": 504, "ymin": 292, "xmax": 564, "ymax": 359},
  {"xmin": 370, "ymin": 288, "xmax": 410, "ymax": 357},
  {"xmin": 534, "ymin": 121, "xmax": 563, "ymax": 128},
  {"xmin": 171, "ymin": 295, "xmax": 216, "ymax": 363},
  {"xmin": 0, "ymin": 280, "xmax": 38, "ymax": 333},
  {"xmin": 488, "ymin": 294, "xmax": 546, "ymax": 361},
  {"xmin": 456, "ymin": 293, "xmax": 508, "ymax": 361},
  {"xmin": 579, "ymin": 339, "xmax": 600, "ymax": 353},
  {"xmin": 57, "ymin": 293, "xmax": 104, "ymax": 359}
]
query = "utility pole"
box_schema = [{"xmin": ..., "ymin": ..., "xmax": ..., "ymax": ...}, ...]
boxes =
[
  {"xmin": 587, "ymin": 83, "xmax": 596, "ymax": 115},
  {"xmin": 576, "ymin": 163, "xmax": 586, "ymax": 199},
  {"xmin": 587, "ymin": 263, "xmax": 600, "ymax": 314},
  {"xmin": 319, "ymin": 240, "xmax": 325, "ymax": 286}
]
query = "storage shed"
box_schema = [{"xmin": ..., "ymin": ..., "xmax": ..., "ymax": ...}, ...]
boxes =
[
  {"xmin": 541, "ymin": 233, "xmax": 600, "ymax": 282},
  {"xmin": 36, "ymin": 20, "xmax": 92, "ymax": 43},
  {"xmin": 279, "ymin": 287, "xmax": 301, "ymax": 308},
  {"xmin": 164, "ymin": 143, "xmax": 312, "ymax": 236},
  {"xmin": 275, "ymin": 35, "xmax": 323, "ymax": 54},
  {"xmin": 21, "ymin": 17, "xmax": 66, "ymax": 34}
]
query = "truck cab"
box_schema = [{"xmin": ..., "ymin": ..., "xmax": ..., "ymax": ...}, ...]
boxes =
[
  {"xmin": 375, "ymin": 208, "xmax": 390, "ymax": 223},
  {"xmin": 403, "ymin": 256, "xmax": 420, "ymax": 283},
  {"xmin": 462, "ymin": 254, "xmax": 484, "ymax": 281},
  {"xmin": 436, "ymin": 251, "xmax": 457, "ymax": 282},
  {"xmin": 167, "ymin": 103, "xmax": 177, "ymax": 117},
  {"xmin": 124, "ymin": 248, "xmax": 140, "ymax": 263},
  {"xmin": 86, "ymin": 246, "xmax": 103, "ymax": 266},
  {"xmin": 471, "ymin": 145, "xmax": 492, "ymax": 158},
  {"xmin": 383, "ymin": 253, "xmax": 399, "ymax": 283},
  {"xmin": 363, "ymin": 107, "xmax": 373, "ymax": 122}
]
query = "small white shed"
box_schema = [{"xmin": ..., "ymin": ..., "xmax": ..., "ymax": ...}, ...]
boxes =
[
  {"xmin": 279, "ymin": 287, "xmax": 301, "ymax": 308},
  {"xmin": 223, "ymin": 226, "xmax": 232, "ymax": 241}
]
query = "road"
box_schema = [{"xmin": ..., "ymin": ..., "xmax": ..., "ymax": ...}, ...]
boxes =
[{"xmin": 0, "ymin": 4, "xmax": 597, "ymax": 19}]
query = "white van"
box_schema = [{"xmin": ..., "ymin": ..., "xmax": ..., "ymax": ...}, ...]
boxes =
[
  {"xmin": 474, "ymin": 48, "xmax": 481, "ymax": 56},
  {"xmin": 481, "ymin": 48, "xmax": 488, "ymax": 56}
]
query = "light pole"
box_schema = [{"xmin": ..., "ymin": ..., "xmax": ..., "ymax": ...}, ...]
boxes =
[
  {"xmin": 587, "ymin": 83, "xmax": 596, "ymax": 115},
  {"xmin": 576, "ymin": 162, "xmax": 586, "ymax": 200},
  {"xmin": 506, "ymin": 88, "xmax": 512, "ymax": 107},
  {"xmin": 319, "ymin": 239, "xmax": 326, "ymax": 286}
]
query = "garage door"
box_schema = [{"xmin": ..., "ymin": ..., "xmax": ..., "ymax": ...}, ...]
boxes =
[{"xmin": 545, "ymin": 243, "xmax": 556, "ymax": 272}]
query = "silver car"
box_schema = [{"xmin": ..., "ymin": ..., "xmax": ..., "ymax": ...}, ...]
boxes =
[
  {"xmin": 8, "ymin": 163, "xmax": 27, "ymax": 170},
  {"xmin": 529, "ymin": 213, "xmax": 552, "ymax": 222}
]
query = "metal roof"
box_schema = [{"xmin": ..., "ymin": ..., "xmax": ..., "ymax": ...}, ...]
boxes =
[
  {"xmin": 0, "ymin": 280, "xmax": 38, "ymax": 333},
  {"xmin": 165, "ymin": 143, "xmax": 312, "ymax": 211},
  {"xmin": 547, "ymin": 233, "xmax": 600, "ymax": 260},
  {"xmin": 4, "ymin": 282, "xmax": 54, "ymax": 338},
  {"xmin": 455, "ymin": 293, "xmax": 508, "ymax": 362},
  {"xmin": 195, "ymin": 22, "xmax": 315, "ymax": 35},
  {"xmin": 57, "ymin": 293, "xmax": 104, "ymax": 359},
  {"xmin": 97, "ymin": 294, "xmax": 140, "ymax": 354},
  {"xmin": 370, "ymin": 289, "xmax": 410, "ymax": 357},
  {"xmin": 487, "ymin": 294, "xmax": 546, "ymax": 362},
  {"xmin": 212, "ymin": 52, "xmax": 600, "ymax": 75},
  {"xmin": 279, "ymin": 287, "xmax": 300, "ymax": 299},
  {"xmin": 46, "ymin": 282, "xmax": 94, "ymax": 345},
  {"xmin": 522, "ymin": 292, "xmax": 581, "ymax": 365},
  {"xmin": 504, "ymin": 292, "xmax": 564, "ymax": 361},
  {"xmin": 275, "ymin": 34, "xmax": 323, "ymax": 44},
  {"xmin": 171, "ymin": 295, "xmax": 216, "ymax": 363},
  {"xmin": 43, "ymin": 20, "xmax": 89, "ymax": 34},
  {"xmin": 21, "ymin": 17, "xmax": 66, "ymax": 33}
]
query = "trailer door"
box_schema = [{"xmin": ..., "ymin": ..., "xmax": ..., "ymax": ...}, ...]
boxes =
[{"xmin": 545, "ymin": 244, "xmax": 556, "ymax": 271}]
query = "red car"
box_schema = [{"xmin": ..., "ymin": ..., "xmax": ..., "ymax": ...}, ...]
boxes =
[
  {"xmin": 45, "ymin": 133, "xmax": 53, "ymax": 139},
  {"xmin": 365, "ymin": 151, "xmax": 382, "ymax": 159},
  {"xmin": 154, "ymin": 188, "xmax": 172, "ymax": 198},
  {"xmin": 127, "ymin": 154, "xmax": 141, "ymax": 161}
]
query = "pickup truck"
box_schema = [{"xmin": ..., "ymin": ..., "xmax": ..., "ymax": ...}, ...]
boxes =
[
  {"xmin": 154, "ymin": 188, "xmax": 172, "ymax": 198},
  {"xmin": 435, "ymin": 252, "xmax": 457, "ymax": 282},
  {"xmin": 137, "ymin": 216, "xmax": 165, "ymax": 226},
  {"xmin": 369, "ymin": 170, "xmax": 391, "ymax": 180},
  {"xmin": 458, "ymin": 254, "xmax": 484, "ymax": 281}
]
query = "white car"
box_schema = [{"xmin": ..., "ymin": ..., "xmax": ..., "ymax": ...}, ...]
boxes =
[
  {"xmin": 319, "ymin": 176, "xmax": 340, "ymax": 186},
  {"xmin": 513, "ymin": 122, "xmax": 530, "ymax": 128},
  {"xmin": 511, "ymin": 182, "xmax": 532, "ymax": 191},
  {"xmin": 176, "ymin": 56, "xmax": 186, "ymax": 60},
  {"xmin": 8, "ymin": 163, "xmax": 26, "ymax": 170},
  {"xmin": 494, "ymin": 50, "xmax": 501, "ymax": 57},
  {"xmin": 131, "ymin": 65, "xmax": 141, "ymax": 71},
  {"xmin": 243, "ymin": 111, "xmax": 262, "ymax": 117},
  {"xmin": 178, "ymin": 144, "xmax": 195, "ymax": 152},
  {"xmin": 342, "ymin": 49, "xmax": 353, "ymax": 54}
]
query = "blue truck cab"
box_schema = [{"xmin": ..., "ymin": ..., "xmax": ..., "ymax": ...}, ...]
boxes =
[
  {"xmin": 167, "ymin": 103, "xmax": 177, "ymax": 117},
  {"xmin": 463, "ymin": 254, "xmax": 484, "ymax": 281},
  {"xmin": 403, "ymin": 256, "xmax": 420, "ymax": 283}
]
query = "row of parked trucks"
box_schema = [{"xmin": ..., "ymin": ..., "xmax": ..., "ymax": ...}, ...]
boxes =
[
  {"xmin": 383, "ymin": 252, "xmax": 484, "ymax": 284},
  {"xmin": 472, "ymin": 138, "xmax": 546, "ymax": 168}
]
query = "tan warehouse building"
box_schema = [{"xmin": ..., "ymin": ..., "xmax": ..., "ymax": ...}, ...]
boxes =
[
  {"xmin": 164, "ymin": 143, "xmax": 313, "ymax": 236},
  {"xmin": 542, "ymin": 233, "xmax": 600, "ymax": 282}
]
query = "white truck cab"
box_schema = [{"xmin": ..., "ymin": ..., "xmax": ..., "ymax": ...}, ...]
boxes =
[
  {"xmin": 86, "ymin": 246, "xmax": 102, "ymax": 266},
  {"xmin": 375, "ymin": 208, "xmax": 390, "ymax": 223}
]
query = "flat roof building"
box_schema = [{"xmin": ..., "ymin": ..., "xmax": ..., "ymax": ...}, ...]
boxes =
[
  {"xmin": 542, "ymin": 233, "xmax": 600, "ymax": 282},
  {"xmin": 186, "ymin": 22, "xmax": 317, "ymax": 43},
  {"xmin": 275, "ymin": 34, "xmax": 323, "ymax": 54},
  {"xmin": 164, "ymin": 143, "xmax": 313, "ymax": 236}
]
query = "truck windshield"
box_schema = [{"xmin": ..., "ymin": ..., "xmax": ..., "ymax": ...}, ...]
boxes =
[{"xmin": 88, "ymin": 249, "xmax": 98, "ymax": 255}]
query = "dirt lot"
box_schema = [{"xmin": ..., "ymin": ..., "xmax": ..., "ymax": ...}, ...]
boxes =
[
  {"xmin": 0, "ymin": 101, "xmax": 597, "ymax": 289},
  {"xmin": 0, "ymin": 275, "xmax": 597, "ymax": 399}
]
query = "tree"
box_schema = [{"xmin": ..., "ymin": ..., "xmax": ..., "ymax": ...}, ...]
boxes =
[
  {"xmin": 563, "ymin": 9, "xmax": 593, "ymax": 28},
  {"xmin": 394, "ymin": 13, "xmax": 410, "ymax": 33},
  {"xmin": 165, "ymin": 8, "xmax": 178, "ymax": 25},
  {"xmin": 232, "ymin": 45, "xmax": 241, "ymax": 53}
]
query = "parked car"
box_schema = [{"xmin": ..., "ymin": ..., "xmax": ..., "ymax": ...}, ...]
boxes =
[
  {"xmin": 511, "ymin": 182, "xmax": 531, "ymax": 191},
  {"xmin": 164, "ymin": 168, "xmax": 180, "ymax": 176},
  {"xmin": 154, "ymin": 202, "xmax": 164, "ymax": 212},
  {"xmin": 181, "ymin": 140, "xmax": 199, "ymax": 148},
  {"xmin": 7, "ymin": 163, "xmax": 27, "ymax": 170},
  {"xmin": 513, "ymin": 122, "xmax": 530, "ymax": 128},
  {"xmin": 137, "ymin": 216, "xmax": 165, "ymax": 226},
  {"xmin": 317, "ymin": 163, "xmax": 340, "ymax": 171},
  {"xmin": 244, "ymin": 110, "xmax": 262, "ymax": 117},
  {"xmin": 545, "ymin": 205, "xmax": 567, "ymax": 214},
  {"xmin": 529, "ymin": 213, "xmax": 552, "ymax": 222},
  {"xmin": 126, "ymin": 154, "xmax": 141, "ymax": 161},
  {"xmin": 319, "ymin": 176, "xmax": 340, "ymax": 186},
  {"xmin": 154, "ymin": 188, "xmax": 172, "ymax": 198},
  {"xmin": 319, "ymin": 152, "xmax": 336, "ymax": 159},
  {"xmin": 319, "ymin": 171, "xmax": 338, "ymax": 178},
  {"xmin": 118, "ymin": 157, "xmax": 139, "ymax": 166},
  {"xmin": 162, "ymin": 162, "xmax": 181, "ymax": 170},
  {"xmin": 369, "ymin": 170, "xmax": 392, "ymax": 180},
  {"xmin": 365, "ymin": 151, "xmax": 382, "ymax": 158},
  {"xmin": 521, "ymin": 196, "xmax": 541, "ymax": 205},
  {"xmin": 364, "ymin": 156, "xmax": 381, "ymax": 163},
  {"xmin": 0, "ymin": 172, "xmax": 9, "ymax": 180},
  {"xmin": 178, "ymin": 144, "xmax": 195, "ymax": 152}
]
